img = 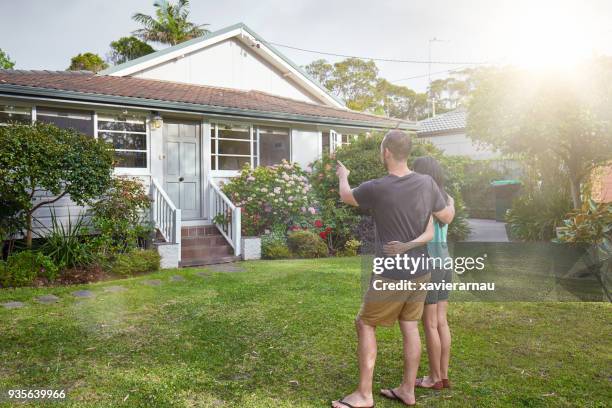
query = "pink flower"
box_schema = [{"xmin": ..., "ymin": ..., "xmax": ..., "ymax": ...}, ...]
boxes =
[{"xmin": 308, "ymin": 207, "xmax": 316, "ymax": 215}]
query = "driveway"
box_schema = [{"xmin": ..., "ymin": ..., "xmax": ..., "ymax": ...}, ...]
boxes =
[{"xmin": 464, "ymin": 218, "xmax": 509, "ymax": 242}]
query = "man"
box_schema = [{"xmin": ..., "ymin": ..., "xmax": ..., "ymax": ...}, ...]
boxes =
[{"xmin": 332, "ymin": 130, "xmax": 454, "ymax": 408}]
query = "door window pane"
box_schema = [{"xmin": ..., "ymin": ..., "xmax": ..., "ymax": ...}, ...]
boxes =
[{"xmin": 37, "ymin": 107, "xmax": 94, "ymax": 136}]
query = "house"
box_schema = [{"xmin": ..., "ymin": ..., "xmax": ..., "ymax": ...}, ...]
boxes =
[
  {"xmin": 416, "ymin": 108, "xmax": 499, "ymax": 160},
  {"xmin": 0, "ymin": 23, "xmax": 415, "ymax": 267}
]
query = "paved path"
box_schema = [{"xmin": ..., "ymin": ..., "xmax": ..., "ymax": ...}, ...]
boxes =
[{"xmin": 465, "ymin": 218, "xmax": 509, "ymax": 242}]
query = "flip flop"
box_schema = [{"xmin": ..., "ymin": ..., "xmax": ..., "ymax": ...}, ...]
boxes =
[
  {"xmin": 332, "ymin": 398, "xmax": 374, "ymax": 408},
  {"xmin": 415, "ymin": 377, "xmax": 443, "ymax": 390},
  {"xmin": 380, "ymin": 389, "xmax": 415, "ymax": 406},
  {"xmin": 442, "ymin": 378, "xmax": 452, "ymax": 389}
]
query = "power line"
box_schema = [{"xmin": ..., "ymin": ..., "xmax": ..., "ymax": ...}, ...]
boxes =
[
  {"xmin": 266, "ymin": 41, "xmax": 489, "ymax": 65},
  {"xmin": 391, "ymin": 65, "xmax": 473, "ymax": 83}
]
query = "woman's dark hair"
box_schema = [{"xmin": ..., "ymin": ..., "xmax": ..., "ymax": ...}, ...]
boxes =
[{"xmin": 412, "ymin": 156, "xmax": 449, "ymax": 203}]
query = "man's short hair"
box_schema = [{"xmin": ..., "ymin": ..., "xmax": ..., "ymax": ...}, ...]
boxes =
[{"xmin": 382, "ymin": 129, "xmax": 412, "ymax": 161}]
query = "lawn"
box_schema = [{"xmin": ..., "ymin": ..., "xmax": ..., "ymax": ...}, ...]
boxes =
[{"xmin": 0, "ymin": 257, "xmax": 610, "ymax": 407}]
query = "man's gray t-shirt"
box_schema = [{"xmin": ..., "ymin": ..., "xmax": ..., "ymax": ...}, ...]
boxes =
[{"xmin": 352, "ymin": 172, "xmax": 447, "ymax": 280}]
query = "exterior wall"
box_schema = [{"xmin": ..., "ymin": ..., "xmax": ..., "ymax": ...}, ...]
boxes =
[
  {"xmin": 133, "ymin": 38, "xmax": 320, "ymax": 104},
  {"xmin": 419, "ymin": 131, "xmax": 500, "ymax": 160},
  {"xmin": 591, "ymin": 165, "xmax": 612, "ymax": 203}
]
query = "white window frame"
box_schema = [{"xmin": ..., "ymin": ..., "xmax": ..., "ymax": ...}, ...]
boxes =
[
  {"xmin": 210, "ymin": 122, "xmax": 253, "ymax": 173},
  {"xmin": 96, "ymin": 111, "xmax": 150, "ymax": 176},
  {"xmin": 0, "ymin": 103, "xmax": 33, "ymax": 125}
]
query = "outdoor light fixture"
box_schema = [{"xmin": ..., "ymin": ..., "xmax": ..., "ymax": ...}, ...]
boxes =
[{"xmin": 151, "ymin": 111, "xmax": 163, "ymax": 129}]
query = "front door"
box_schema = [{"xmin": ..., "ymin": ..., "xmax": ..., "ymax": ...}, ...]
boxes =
[{"xmin": 163, "ymin": 120, "xmax": 201, "ymax": 220}]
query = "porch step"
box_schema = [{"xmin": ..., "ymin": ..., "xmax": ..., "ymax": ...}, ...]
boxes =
[{"xmin": 180, "ymin": 225, "xmax": 240, "ymax": 267}]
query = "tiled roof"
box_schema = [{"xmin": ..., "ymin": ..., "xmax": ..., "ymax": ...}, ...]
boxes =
[
  {"xmin": 417, "ymin": 109, "xmax": 466, "ymax": 135},
  {"xmin": 0, "ymin": 70, "xmax": 414, "ymax": 129}
]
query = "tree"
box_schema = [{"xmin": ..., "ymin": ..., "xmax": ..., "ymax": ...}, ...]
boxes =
[
  {"xmin": 0, "ymin": 49, "xmax": 15, "ymax": 69},
  {"xmin": 304, "ymin": 59, "xmax": 334, "ymax": 88},
  {"xmin": 132, "ymin": 0, "xmax": 209, "ymax": 46},
  {"xmin": 0, "ymin": 123, "xmax": 114, "ymax": 247},
  {"xmin": 68, "ymin": 52, "xmax": 108, "ymax": 72},
  {"xmin": 328, "ymin": 58, "xmax": 379, "ymax": 111},
  {"xmin": 108, "ymin": 36, "xmax": 155, "ymax": 65},
  {"xmin": 467, "ymin": 61, "xmax": 612, "ymax": 208},
  {"xmin": 376, "ymin": 79, "xmax": 429, "ymax": 120}
]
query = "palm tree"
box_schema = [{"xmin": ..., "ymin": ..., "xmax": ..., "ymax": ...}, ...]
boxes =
[{"xmin": 132, "ymin": 0, "xmax": 209, "ymax": 46}]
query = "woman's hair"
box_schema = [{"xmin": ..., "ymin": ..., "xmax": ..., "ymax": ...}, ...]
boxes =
[{"xmin": 412, "ymin": 156, "xmax": 449, "ymax": 203}]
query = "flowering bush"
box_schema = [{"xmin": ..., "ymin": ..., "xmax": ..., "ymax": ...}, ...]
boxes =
[{"xmin": 221, "ymin": 161, "xmax": 318, "ymax": 236}]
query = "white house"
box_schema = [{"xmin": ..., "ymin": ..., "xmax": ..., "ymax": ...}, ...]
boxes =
[{"xmin": 0, "ymin": 23, "xmax": 415, "ymax": 267}]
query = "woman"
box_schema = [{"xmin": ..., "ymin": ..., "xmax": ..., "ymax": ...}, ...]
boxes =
[{"xmin": 383, "ymin": 156, "xmax": 454, "ymax": 391}]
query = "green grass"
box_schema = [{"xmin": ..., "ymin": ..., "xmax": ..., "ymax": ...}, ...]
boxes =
[{"xmin": 0, "ymin": 258, "xmax": 610, "ymax": 407}]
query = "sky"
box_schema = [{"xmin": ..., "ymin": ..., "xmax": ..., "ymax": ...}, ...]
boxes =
[{"xmin": 2, "ymin": 0, "xmax": 611, "ymax": 92}]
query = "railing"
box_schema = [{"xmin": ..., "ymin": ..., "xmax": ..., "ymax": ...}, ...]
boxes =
[
  {"xmin": 209, "ymin": 178, "xmax": 241, "ymax": 256},
  {"xmin": 150, "ymin": 178, "xmax": 181, "ymax": 261}
]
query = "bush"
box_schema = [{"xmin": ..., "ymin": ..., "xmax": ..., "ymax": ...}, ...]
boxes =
[
  {"xmin": 338, "ymin": 239, "xmax": 361, "ymax": 257},
  {"xmin": 287, "ymin": 230, "xmax": 328, "ymax": 258},
  {"xmin": 557, "ymin": 200, "xmax": 612, "ymax": 246},
  {"xmin": 0, "ymin": 251, "xmax": 58, "ymax": 287},
  {"xmin": 90, "ymin": 177, "xmax": 153, "ymax": 255},
  {"xmin": 39, "ymin": 212, "xmax": 94, "ymax": 269},
  {"xmin": 221, "ymin": 160, "xmax": 318, "ymax": 236},
  {"xmin": 261, "ymin": 230, "xmax": 291, "ymax": 259},
  {"xmin": 110, "ymin": 249, "xmax": 160, "ymax": 276}
]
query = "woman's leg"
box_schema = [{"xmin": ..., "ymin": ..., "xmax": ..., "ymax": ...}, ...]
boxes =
[
  {"xmin": 421, "ymin": 303, "xmax": 441, "ymax": 385},
  {"xmin": 437, "ymin": 300, "xmax": 451, "ymax": 380}
]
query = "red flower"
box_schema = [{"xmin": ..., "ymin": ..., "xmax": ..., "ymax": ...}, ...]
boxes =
[
  {"xmin": 290, "ymin": 226, "xmax": 299, "ymax": 231},
  {"xmin": 314, "ymin": 219, "xmax": 323, "ymax": 228},
  {"xmin": 319, "ymin": 231, "xmax": 327, "ymax": 239},
  {"xmin": 325, "ymin": 227, "xmax": 332, "ymax": 233}
]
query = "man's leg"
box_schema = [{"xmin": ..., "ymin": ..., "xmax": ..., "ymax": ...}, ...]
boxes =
[
  {"xmin": 380, "ymin": 320, "xmax": 420, "ymax": 406},
  {"xmin": 331, "ymin": 319, "xmax": 376, "ymax": 408},
  {"xmin": 421, "ymin": 304, "xmax": 442, "ymax": 386},
  {"xmin": 437, "ymin": 300, "xmax": 451, "ymax": 381}
]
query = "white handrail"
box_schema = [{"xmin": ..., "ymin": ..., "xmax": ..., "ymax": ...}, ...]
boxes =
[
  {"xmin": 209, "ymin": 178, "xmax": 241, "ymax": 256},
  {"xmin": 150, "ymin": 178, "xmax": 181, "ymax": 262}
]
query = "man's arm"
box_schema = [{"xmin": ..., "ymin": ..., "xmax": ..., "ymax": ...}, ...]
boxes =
[
  {"xmin": 383, "ymin": 215, "xmax": 434, "ymax": 255},
  {"xmin": 336, "ymin": 161, "xmax": 358, "ymax": 207},
  {"xmin": 433, "ymin": 195, "xmax": 455, "ymax": 225}
]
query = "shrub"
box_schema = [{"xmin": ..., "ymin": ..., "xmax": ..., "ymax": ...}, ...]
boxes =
[
  {"xmin": 557, "ymin": 200, "xmax": 612, "ymax": 246},
  {"xmin": 261, "ymin": 230, "xmax": 291, "ymax": 259},
  {"xmin": 0, "ymin": 251, "xmax": 58, "ymax": 287},
  {"xmin": 90, "ymin": 177, "xmax": 153, "ymax": 255},
  {"xmin": 286, "ymin": 230, "xmax": 328, "ymax": 258},
  {"xmin": 221, "ymin": 160, "xmax": 318, "ymax": 236},
  {"xmin": 39, "ymin": 212, "xmax": 94, "ymax": 269},
  {"xmin": 110, "ymin": 249, "xmax": 160, "ymax": 276},
  {"xmin": 338, "ymin": 239, "xmax": 361, "ymax": 257}
]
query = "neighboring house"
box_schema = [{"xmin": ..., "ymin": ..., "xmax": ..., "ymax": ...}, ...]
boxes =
[
  {"xmin": 416, "ymin": 108, "xmax": 499, "ymax": 160},
  {"xmin": 0, "ymin": 23, "xmax": 414, "ymax": 266}
]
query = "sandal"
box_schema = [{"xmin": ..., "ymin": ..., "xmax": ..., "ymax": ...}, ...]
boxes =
[
  {"xmin": 332, "ymin": 398, "xmax": 374, "ymax": 408},
  {"xmin": 380, "ymin": 389, "xmax": 415, "ymax": 406},
  {"xmin": 415, "ymin": 377, "xmax": 443, "ymax": 390},
  {"xmin": 442, "ymin": 378, "xmax": 451, "ymax": 389}
]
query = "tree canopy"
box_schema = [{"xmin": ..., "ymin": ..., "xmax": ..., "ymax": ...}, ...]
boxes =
[
  {"xmin": 0, "ymin": 123, "xmax": 114, "ymax": 247},
  {"xmin": 0, "ymin": 49, "xmax": 15, "ymax": 69},
  {"xmin": 132, "ymin": 0, "xmax": 209, "ymax": 46},
  {"xmin": 68, "ymin": 52, "xmax": 108, "ymax": 72},
  {"xmin": 108, "ymin": 36, "xmax": 155, "ymax": 65}
]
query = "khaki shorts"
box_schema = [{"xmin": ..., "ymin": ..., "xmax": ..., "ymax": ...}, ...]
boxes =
[{"xmin": 357, "ymin": 273, "xmax": 431, "ymax": 327}]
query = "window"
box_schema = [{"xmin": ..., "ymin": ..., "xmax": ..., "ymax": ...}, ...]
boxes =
[
  {"xmin": 211, "ymin": 123, "xmax": 253, "ymax": 170},
  {"xmin": 322, "ymin": 130, "xmax": 355, "ymax": 153},
  {"xmin": 37, "ymin": 107, "xmax": 94, "ymax": 136},
  {"xmin": 97, "ymin": 113, "xmax": 147, "ymax": 168},
  {"xmin": 258, "ymin": 126, "xmax": 290, "ymax": 166},
  {"xmin": 0, "ymin": 104, "xmax": 31, "ymax": 124}
]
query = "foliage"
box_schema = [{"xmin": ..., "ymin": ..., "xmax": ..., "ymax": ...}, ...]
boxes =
[
  {"xmin": 286, "ymin": 230, "xmax": 328, "ymax": 258},
  {"xmin": 557, "ymin": 200, "xmax": 612, "ymax": 246},
  {"xmin": 460, "ymin": 160, "xmax": 506, "ymax": 219},
  {"xmin": 0, "ymin": 123, "xmax": 114, "ymax": 247},
  {"xmin": 221, "ymin": 161, "xmax": 317, "ymax": 237},
  {"xmin": 108, "ymin": 36, "xmax": 155, "ymax": 65},
  {"xmin": 467, "ymin": 60, "xmax": 612, "ymax": 208},
  {"xmin": 0, "ymin": 48, "xmax": 15, "ymax": 69},
  {"xmin": 132, "ymin": 0, "xmax": 209, "ymax": 46},
  {"xmin": 90, "ymin": 177, "xmax": 152, "ymax": 255},
  {"xmin": 68, "ymin": 52, "xmax": 108, "ymax": 72},
  {"xmin": 110, "ymin": 249, "xmax": 160, "ymax": 276},
  {"xmin": 506, "ymin": 189, "xmax": 573, "ymax": 241},
  {"xmin": 261, "ymin": 231, "xmax": 291, "ymax": 260},
  {"xmin": 0, "ymin": 251, "xmax": 58, "ymax": 287},
  {"xmin": 338, "ymin": 239, "xmax": 361, "ymax": 257},
  {"xmin": 39, "ymin": 212, "xmax": 94, "ymax": 269}
]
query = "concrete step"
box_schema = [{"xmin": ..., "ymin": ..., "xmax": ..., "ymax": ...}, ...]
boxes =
[
  {"xmin": 181, "ymin": 235, "xmax": 228, "ymax": 247},
  {"xmin": 182, "ymin": 244, "xmax": 233, "ymax": 259},
  {"xmin": 181, "ymin": 225, "xmax": 220, "ymax": 238},
  {"xmin": 180, "ymin": 255, "xmax": 241, "ymax": 267}
]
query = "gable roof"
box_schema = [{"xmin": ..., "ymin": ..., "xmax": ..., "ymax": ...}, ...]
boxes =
[
  {"xmin": 100, "ymin": 23, "xmax": 345, "ymax": 108},
  {"xmin": 417, "ymin": 109, "xmax": 466, "ymax": 136},
  {"xmin": 0, "ymin": 70, "xmax": 415, "ymax": 130}
]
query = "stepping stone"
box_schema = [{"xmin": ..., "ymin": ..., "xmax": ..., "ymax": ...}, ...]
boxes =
[
  {"xmin": 143, "ymin": 279, "xmax": 162, "ymax": 286},
  {"xmin": 35, "ymin": 294, "xmax": 60, "ymax": 304},
  {"xmin": 170, "ymin": 275, "xmax": 185, "ymax": 282},
  {"xmin": 2, "ymin": 301, "xmax": 25, "ymax": 309},
  {"xmin": 104, "ymin": 286, "xmax": 126, "ymax": 293},
  {"xmin": 72, "ymin": 290, "xmax": 95, "ymax": 298},
  {"xmin": 196, "ymin": 272, "xmax": 211, "ymax": 278},
  {"xmin": 208, "ymin": 264, "xmax": 245, "ymax": 273}
]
